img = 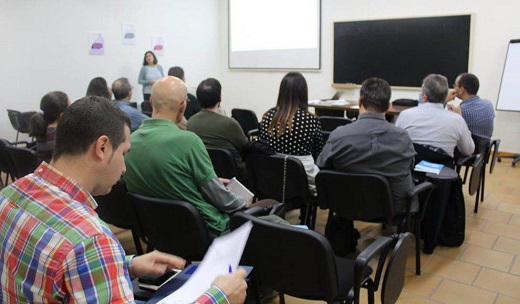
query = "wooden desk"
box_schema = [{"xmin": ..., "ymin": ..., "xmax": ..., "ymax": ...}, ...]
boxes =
[{"xmin": 309, "ymin": 102, "xmax": 412, "ymax": 117}]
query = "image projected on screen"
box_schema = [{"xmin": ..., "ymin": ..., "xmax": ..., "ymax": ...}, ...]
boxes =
[{"xmin": 229, "ymin": 0, "xmax": 321, "ymax": 69}]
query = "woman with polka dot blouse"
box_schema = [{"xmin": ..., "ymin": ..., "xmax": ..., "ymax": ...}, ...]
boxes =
[{"xmin": 259, "ymin": 72, "xmax": 324, "ymax": 194}]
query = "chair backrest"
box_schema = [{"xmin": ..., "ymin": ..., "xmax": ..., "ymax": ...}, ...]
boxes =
[
  {"xmin": 381, "ymin": 233, "xmax": 413, "ymax": 304},
  {"xmin": 471, "ymin": 134, "xmax": 491, "ymax": 157},
  {"xmin": 127, "ymin": 192, "xmax": 212, "ymax": 261},
  {"xmin": 318, "ymin": 116, "xmax": 353, "ymax": 132},
  {"xmin": 231, "ymin": 108, "xmax": 259, "ymax": 136},
  {"xmin": 246, "ymin": 153, "xmax": 311, "ymax": 210},
  {"xmin": 0, "ymin": 139, "xmax": 17, "ymax": 183},
  {"xmin": 5, "ymin": 144, "xmax": 38, "ymax": 179},
  {"xmin": 93, "ymin": 178, "xmax": 134, "ymax": 229},
  {"xmin": 316, "ymin": 170, "xmax": 395, "ymax": 223},
  {"xmin": 206, "ymin": 147, "xmax": 238, "ymax": 179},
  {"xmin": 392, "ymin": 98, "xmax": 418, "ymax": 107},
  {"xmin": 230, "ymin": 212, "xmax": 341, "ymax": 302},
  {"xmin": 141, "ymin": 101, "xmax": 152, "ymax": 116},
  {"xmin": 489, "ymin": 139, "xmax": 500, "ymax": 174},
  {"xmin": 413, "ymin": 143, "xmax": 455, "ymax": 168},
  {"xmin": 322, "ymin": 131, "xmax": 331, "ymax": 143},
  {"xmin": 7, "ymin": 110, "xmax": 21, "ymax": 131},
  {"xmin": 7, "ymin": 110, "xmax": 37, "ymax": 134},
  {"xmin": 468, "ymin": 154, "xmax": 484, "ymax": 196}
]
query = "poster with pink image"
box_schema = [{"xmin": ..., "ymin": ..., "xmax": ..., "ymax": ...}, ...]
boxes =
[
  {"xmin": 89, "ymin": 32, "xmax": 104, "ymax": 55},
  {"xmin": 151, "ymin": 36, "xmax": 165, "ymax": 56}
]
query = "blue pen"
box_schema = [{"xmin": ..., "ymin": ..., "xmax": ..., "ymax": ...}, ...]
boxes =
[{"xmin": 228, "ymin": 264, "xmax": 232, "ymax": 273}]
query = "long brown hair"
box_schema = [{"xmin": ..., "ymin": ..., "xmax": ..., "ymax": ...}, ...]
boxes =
[{"xmin": 268, "ymin": 72, "xmax": 308, "ymax": 137}]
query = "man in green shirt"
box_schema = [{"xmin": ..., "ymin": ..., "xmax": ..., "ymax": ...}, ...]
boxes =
[
  {"xmin": 125, "ymin": 76, "xmax": 255, "ymax": 235},
  {"xmin": 187, "ymin": 78, "xmax": 248, "ymax": 183}
]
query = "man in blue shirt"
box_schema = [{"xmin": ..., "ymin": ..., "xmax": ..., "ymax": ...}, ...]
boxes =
[
  {"xmin": 447, "ymin": 73, "xmax": 495, "ymax": 140},
  {"xmin": 112, "ymin": 77, "xmax": 149, "ymax": 132}
]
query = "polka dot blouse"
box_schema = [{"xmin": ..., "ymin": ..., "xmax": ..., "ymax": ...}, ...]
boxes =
[{"xmin": 259, "ymin": 107, "xmax": 324, "ymax": 160}]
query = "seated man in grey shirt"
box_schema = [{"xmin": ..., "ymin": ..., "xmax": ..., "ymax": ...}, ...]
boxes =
[{"xmin": 317, "ymin": 78, "xmax": 416, "ymax": 214}]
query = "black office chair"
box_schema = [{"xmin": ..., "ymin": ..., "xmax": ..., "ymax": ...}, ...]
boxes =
[
  {"xmin": 7, "ymin": 110, "xmax": 37, "ymax": 142},
  {"xmin": 5, "ymin": 144, "xmax": 38, "ymax": 179},
  {"xmin": 0, "ymin": 139, "xmax": 17, "ymax": 186},
  {"xmin": 246, "ymin": 153, "xmax": 317, "ymax": 229},
  {"xmin": 316, "ymin": 170, "xmax": 433, "ymax": 275},
  {"xmin": 126, "ymin": 193, "xmax": 213, "ymax": 262},
  {"xmin": 93, "ymin": 179, "xmax": 144, "ymax": 255},
  {"xmin": 141, "ymin": 101, "xmax": 152, "ymax": 117},
  {"xmin": 206, "ymin": 146, "xmax": 238, "ymax": 179},
  {"xmin": 231, "ymin": 108, "xmax": 259, "ymax": 140},
  {"xmin": 392, "ymin": 98, "xmax": 418, "ymax": 107},
  {"xmin": 318, "ymin": 116, "xmax": 353, "ymax": 132},
  {"xmin": 467, "ymin": 154, "xmax": 485, "ymax": 213},
  {"xmin": 230, "ymin": 212, "xmax": 411, "ymax": 304}
]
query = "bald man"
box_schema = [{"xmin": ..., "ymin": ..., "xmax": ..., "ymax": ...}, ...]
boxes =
[{"xmin": 124, "ymin": 76, "xmax": 253, "ymax": 235}]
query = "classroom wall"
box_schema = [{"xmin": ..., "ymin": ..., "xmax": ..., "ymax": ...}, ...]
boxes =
[
  {"xmin": 0, "ymin": 0, "xmax": 220, "ymax": 141},
  {"xmin": 217, "ymin": 0, "xmax": 520, "ymax": 154},
  {"xmin": 2, "ymin": 0, "xmax": 519, "ymax": 153}
]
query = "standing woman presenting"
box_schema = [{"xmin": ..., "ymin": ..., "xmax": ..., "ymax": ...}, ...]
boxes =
[{"xmin": 138, "ymin": 51, "xmax": 164, "ymax": 101}]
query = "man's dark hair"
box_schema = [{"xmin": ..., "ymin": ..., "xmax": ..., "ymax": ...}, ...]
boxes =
[
  {"xmin": 422, "ymin": 74, "xmax": 448, "ymax": 104},
  {"xmin": 86, "ymin": 77, "xmax": 110, "ymax": 99},
  {"xmin": 359, "ymin": 78, "xmax": 391, "ymax": 113},
  {"xmin": 53, "ymin": 96, "xmax": 130, "ymax": 160},
  {"xmin": 112, "ymin": 77, "xmax": 132, "ymax": 100},
  {"xmin": 196, "ymin": 78, "xmax": 222, "ymax": 109},
  {"xmin": 168, "ymin": 66, "xmax": 185, "ymax": 80},
  {"xmin": 458, "ymin": 73, "xmax": 480, "ymax": 95}
]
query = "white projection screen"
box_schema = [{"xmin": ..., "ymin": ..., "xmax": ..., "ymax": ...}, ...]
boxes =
[
  {"xmin": 496, "ymin": 40, "xmax": 520, "ymax": 112},
  {"xmin": 228, "ymin": 0, "xmax": 321, "ymax": 69}
]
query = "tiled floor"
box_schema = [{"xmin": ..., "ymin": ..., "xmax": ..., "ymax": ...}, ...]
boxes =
[{"xmin": 113, "ymin": 158, "xmax": 520, "ymax": 304}]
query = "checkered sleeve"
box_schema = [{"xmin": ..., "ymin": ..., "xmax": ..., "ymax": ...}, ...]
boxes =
[
  {"xmin": 62, "ymin": 234, "xmax": 134, "ymax": 303},
  {"xmin": 192, "ymin": 286, "xmax": 230, "ymax": 304}
]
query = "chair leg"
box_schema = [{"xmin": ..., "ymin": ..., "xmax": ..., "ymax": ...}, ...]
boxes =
[
  {"xmin": 415, "ymin": 218, "xmax": 421, "ymax": 275},
  {"xmin": 368, "ymin": 289, "xmax": 375, "ymax": 304},
  {"xmin": 480, "ymin": 165, "xmax": 486, "ymax": 203},
  {"xmin": 474, "ymin": 180, "xmax": 482, "ymax": 213},
  {"xmin": 279, "ymin": 293, "xmax": 286, "ymax": 304},
  {"xmin": 131, "ymin": 229, "xmax": 144, "ymax": 255}
]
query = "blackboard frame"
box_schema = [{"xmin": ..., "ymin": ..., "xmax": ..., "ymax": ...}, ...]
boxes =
[
  {"xmin": 496, "ymin": 39, "xmax": 520, "ymax": 112},
  {"xmin": 333, "ymin": 15, "xmax": 472, "ymax": 88}
]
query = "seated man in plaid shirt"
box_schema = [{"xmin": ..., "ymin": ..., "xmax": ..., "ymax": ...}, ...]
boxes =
[{"xmin": 0, "ymin": 96, "xmax": 246, "ymax": 304}]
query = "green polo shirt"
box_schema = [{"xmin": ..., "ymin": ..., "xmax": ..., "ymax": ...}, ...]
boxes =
[{"xmin": 124, "ymin": 118, "xmax": 229, "ymax": 234}]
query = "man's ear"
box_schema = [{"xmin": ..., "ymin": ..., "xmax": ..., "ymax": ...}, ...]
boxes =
[{"xmin": 93, "ymin": 135, "xmax": 110, "ymax": 161}]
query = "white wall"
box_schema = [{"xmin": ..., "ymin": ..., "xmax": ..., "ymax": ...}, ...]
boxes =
[
  {"xmin": 217, "ymin": 0, "xmax": 520, "ymax": 154},
  {"xmin": 0, "ymin": 0, "xmax": 220, "ymax": 141},
  {"xmin": 2, "ymin": 0, "xmax": 520, "ymax": 153}
]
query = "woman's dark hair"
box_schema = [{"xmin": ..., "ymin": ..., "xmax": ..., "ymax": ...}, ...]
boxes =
[
  {"xmin": 29, "ymin": 91, "xmax": 69, "ymax": 138},
  {"xmin": 268, "ymin": 72, "xmax": 309, "ymax": 136},
  {"xmin": 143, "ymin": 51, "xmax": 158, "ymax": 65},
  {"xmin": 86, "ymin": 77, "xmax": 111, "ymax": 99},
  {"xmin": 53, "ymin": 96, "xmax": 130, "ymax": 160}
]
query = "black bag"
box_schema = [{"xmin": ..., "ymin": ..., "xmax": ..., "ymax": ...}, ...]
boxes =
[
  {"xmin": 325, "ymin": 214, "xmax": 359, "ymax": 257},
  {"xmin": 437, "ymin": 177, "xmax": 466, "ymax": 247}
]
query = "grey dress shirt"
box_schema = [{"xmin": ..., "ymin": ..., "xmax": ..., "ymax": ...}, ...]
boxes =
[{"xmin": 317, "ymin": 112, "xmax": 417, "ymax": 214}]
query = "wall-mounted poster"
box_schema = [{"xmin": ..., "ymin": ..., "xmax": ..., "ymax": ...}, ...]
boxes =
[
  {"xmin": 89, "ymin": 32, "xmax": 104, "ymax": 55},
  {"xmin": 151, "ymin": 36, "xmax": 165, "ymax": 56},
  {"xmin": 122, "ymin": 23, "xmax": 136, "ymax": 45}
]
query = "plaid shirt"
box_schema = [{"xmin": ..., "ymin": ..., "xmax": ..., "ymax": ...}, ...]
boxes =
[
  {"xmin": 460, "ymin": 95, "xmax": 495, "ymax": 139},
  {"xmin": 0, "ymin": 163, "xmax": 227, "ymax": 304}
]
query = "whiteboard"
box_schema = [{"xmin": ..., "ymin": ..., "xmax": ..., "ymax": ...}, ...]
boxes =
[{"xmin": 497, "ymin": 40, "xmax": 520, "ymax": 112}]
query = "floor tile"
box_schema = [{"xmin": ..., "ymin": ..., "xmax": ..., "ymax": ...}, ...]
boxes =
[
  {"xmin": 422, "ymin": 255, "xmax": 480, "ymax": 284},
  {"xmin": 499, "ymin": 203, "xmax": 520, "ymax": 215},
  {"xmin": 464, "ymin": 230, "xmax": 498, "ymax": 248},
  {"xmin": 396, "ymin": 292, "xmax": 439, "ymax": 304},
  {"xmin": 433, "ymin": 244, "xmax": 467, "ymax": 259},
  {"xmin": 510, "ymin": 215, "xmax": 520, "ymax": 226},
  {"xmin": 474, "ymin": 267, "xmax": 520, "ymax": 299},
  {"xmin": 494, "ymin": 237, "xmax": 520, "ymax": 256},
  {"xmin": 468, "ymin": 208, "xmax": 512, "ymax": 223},
  {"xmin": 431, "ymin": 279, "xmax": 496, "ymax": 304},
  {"xmin": 466, "ymin": 216, "xmax": 487, "ymax": 232},
  {"xmin": 496, "ymin": 294, "xmax": 520, "ymax": 304},
  {"xmin": 510, "ymin": 257, "xmax": 520, "ymax": 276},
  {"xmin": 460, "ymin": 245, "xmax": 514, "ymax": 272},
  {"xmin": 403, "ymin": 271, "xmax": 442, "ymax": 298},
  {"xmin": 483, "ymin": 222, "xmax": 520, "ymax": 240}
]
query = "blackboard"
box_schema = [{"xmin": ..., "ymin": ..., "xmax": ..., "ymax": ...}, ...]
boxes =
[
  {"xmin": 496, "ymin": 39, "xmax": 520, "ymax": 112},
  {"xmin": 334, "ymin": 15, "xmax": 471, "ymax": 88}
]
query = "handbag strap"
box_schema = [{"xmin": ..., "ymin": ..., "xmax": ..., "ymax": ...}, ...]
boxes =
[{"xmin": 282, "ymin": 155, "xmax": 288, "ymax": 204}]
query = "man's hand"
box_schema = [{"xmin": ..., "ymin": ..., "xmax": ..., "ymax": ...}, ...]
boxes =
[
  {"xmin": 219, "ymin": 178, "xmax": 231, "ymax": 185},
  {"xmin": 447, "ymin": 104, "xmax": 462, "ymax": 115},
  {"xmin": 446, "ymin": 90, "xmax": 457, "ymax": 102},
  {"xmin": 212, "ymin": 269, "xmax": 247, "ymax": 304},
  {"xmin": 129, "ymin": 251, "xmax": 186, "ymax": 277}
]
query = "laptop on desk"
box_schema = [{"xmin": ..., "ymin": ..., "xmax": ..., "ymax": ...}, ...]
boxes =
[{"xmin": 320, "ymin": 92, "xmax": 342, "ymax": 101}]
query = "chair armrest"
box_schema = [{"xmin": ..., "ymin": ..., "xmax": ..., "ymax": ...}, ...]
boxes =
[
  {"xmin": 406, "ymin": 181, "xmax": 433, "ymax": 199},
  {"xmin": 406, "ymin": 181, "xmax": 434, "ymax": 221},
  {"xmin": 456, "ymin": 155, "xmax": 475, "ymax": 167},
  {"xmin": 352, "ymin": 236, "xmax": 394, "ymax": 303},
  {"xmin": 247, "ymin": 129, "xmax": 259, "ymax": 137},
  {"xmin": 9, "ymin": 140, "xmax": 31, "ymax": 147}
]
